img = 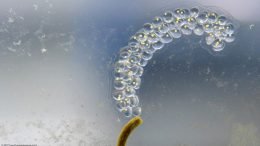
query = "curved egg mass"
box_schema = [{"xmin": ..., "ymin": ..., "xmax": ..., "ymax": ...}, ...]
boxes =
[{"xmin": 112, "ymin": 6, "xmax": 238, "ymax": 118}]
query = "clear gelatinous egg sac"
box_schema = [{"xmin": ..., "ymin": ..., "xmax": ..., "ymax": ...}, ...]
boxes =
[{"xmin": 112, "ymin": 6, "xmax": 238, "ymax": 118}]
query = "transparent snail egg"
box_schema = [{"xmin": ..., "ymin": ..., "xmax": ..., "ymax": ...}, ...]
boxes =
[
  {"xmin": 147, "ymin": 32, "xmax": 160, "ymax": 43},
  {"xmin": 225, "ymin": 23, "xmax": 235, "ymax": 34},
  {"xmin": 144, "ymin": 45, "xmax": 157, "ymax": 54},
  {"xmin": 114, "ymin": 61, "xmax": 127, "ymax": 73},
  {"xmin": 207, "ymin": 12, "xmax": 218, "ymax": 23},
  {"xmin": 119, "ymin": 50, "xmax": 131, "ymax": 60},
  {"xmin": 143, "ymin": 23, "xmax": 154, "ymax": 33},
  {"xmin": 186, "ymin": 17, "xmax": 197, "ymax": 29},
  {"xmin": 129, "ymin": 76, "xmax": 141, "ymax": 89},
  {"xmin": 121, "ymin": 107, "xmax": 133, "ymax": 117},
  {"xmin": 152, "ymin": 16, "xmax": 163, "ymax": 27},
  {"xmin": 173, "ymin": 18, "xmax": 185, "ymax": 28},
  {"xmin": 152, "ymin": 40, "xmax": 165, "ymax": 50},
  {"xmin": 127, "ymin": 58, "xmax": 140, "ymax": 68},
  {"xmin": 139, "ymin": 40, "xmax": 151, "ymax": 50},
  {"xmin": 137, "ymin": 58, "xmax": 148, "ymax": 67},
  {"xmin": 132, "ymin": 107, "xmax": 142, "ymax": 116},
  {"xmin": 162, "ymin": 11, "xmax": 174, "ymax": 23},
  {"xmin": 142, "ymin": 51, "xmax": 153, "ymax": 61},
  {"xmin": 131, "ymin": 48, "xmax": 143, "ymax": 57},
  {"xmin": 181, "ymin": 24, "xmax": 192, "ymax": 35},
  {"xmin": 123, "ymin": 86, "xmax": 136, "ymax": 97},
  {"xmin": 129, "ymin": 45, "xmax": 141, "ymax": 53},
  {"xmin": 121, "ymin": 72, "xmax": 132, "ymax": 83},
  {"xmin": 193, "ymin": 24, "xmax": 204, "ymax": 36},
  {"xmin": 167, "ymin": 21, "xmax": 176, "ymax": 30},
  {"xmin": 127, "ymin": 95, "xmax": 140, "ymax": 107},
  {"xmin": 212, "ymin": 23, "xmax": 221, "ymax": 32},
  {"xmin": 129, "ymin": 55, "xmax": 141, "ymax": 64},
  {"xmin": 128, "ymin": 64, "xmax": 140, "ymax": 76},
  {"xmin": 135, "ymin": 66, "xmax": 144, "ymax": 76},
  {"xmin": 114, "ymin": 70, "xmax": 127, "ymax": 80},
  {"xmin": 153, "ymin": 27, "xmax": 165, "ymax": 37},
  {"xmin": 224, "ymin": 33, "xmax": 235, "ymax": 43},
  {"xmin": 203, "ymin": 23, "xmax": 214, "ymax": 33},
  {"xmin": 170, "ymin": 29, "xmax": 182, "ymax": 38},
  {"xmin": 197, "ymin": 12, "xmax": 208, "ymax": 24},
  {"xmin": 205, "ymin": 33, "xmax": 216, "ymax": 45},
  {"xmin": 135, "ymin": 32, "xmax": 147, "ymax": 42},
  {"xmin": 160, "ymin": 32, "xmax": 173, "ymax": 43},
  {"xmin": 212, "ymin": 39, "xmax": 225, "ymax": 51},
  {"xmin": 213, "ymin": 24, "xmax": 226, "ymax": 37},
  {"xmin": 217, "ymin": 16, "xmax": 227, "ymax": 25},
  {"xmin": 158, "ymin": 23, "xmax": 170, "ymax": 34},
  {"xmin": 190, "ymin": 7, "xmax": 199, "ymax": 17},
  {"xmin": 181, "ymin": 9, "xmax": 190, "ymax": 19},
  {"xmin": 173, "ymin": 8, "xmax": 183, "ymax": 18},
  {"xmin": 114, "ymin": 79, "xmax": 126, "ymax": 90},
  {"xmin": 116, "ymin": 100, "xmax": 129, "ymax": 111},
  {"xmin": 112, "ymin": 90, "xmax": 125, "ymax": 101},
  {"xmin": 214, "ymin": 31, "xmax": 224, "ymax": 39}
]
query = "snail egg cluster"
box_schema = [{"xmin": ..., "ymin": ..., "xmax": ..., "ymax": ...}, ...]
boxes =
[{"xmin": 112, "ymin": 7, "xmax": 237, "ymax": 117}]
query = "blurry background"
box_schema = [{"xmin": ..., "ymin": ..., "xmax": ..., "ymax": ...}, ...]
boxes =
[{"xmin": 0, "ymin": 0, "xmax": 259, "ymax": 145}]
